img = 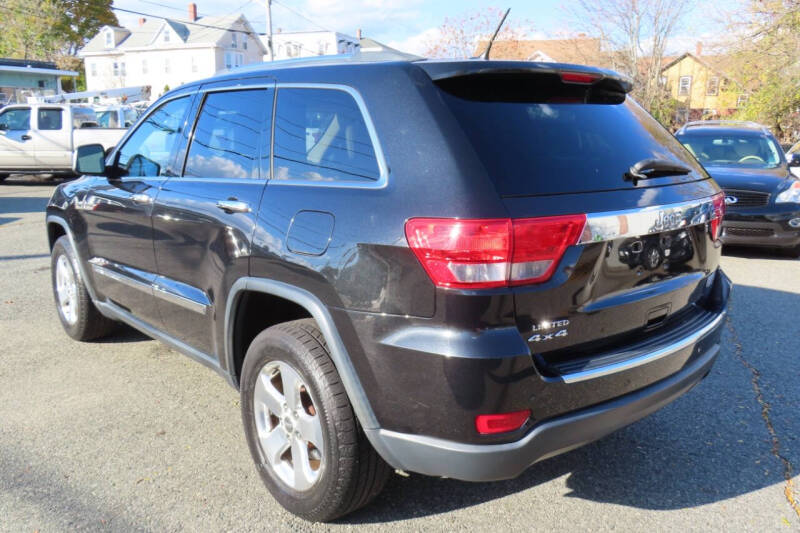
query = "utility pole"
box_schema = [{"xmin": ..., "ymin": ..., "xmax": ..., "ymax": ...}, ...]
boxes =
[{"xmin": 265, "ymin": 0, "xmax": 274, "ymax": 61}]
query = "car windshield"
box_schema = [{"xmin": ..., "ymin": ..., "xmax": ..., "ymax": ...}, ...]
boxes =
[{"xmin": 677, "ymin": 132, "xmax": 783, "ymax": 169}]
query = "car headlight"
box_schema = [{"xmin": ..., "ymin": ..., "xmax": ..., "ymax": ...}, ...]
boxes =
[{"xmin": 776, "ymin": 181, "xmax": 800, "ymax": 203}]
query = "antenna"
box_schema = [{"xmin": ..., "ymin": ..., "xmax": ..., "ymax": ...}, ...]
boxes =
[{"xmin": 480, "ymin": 8, "xmax": 510, "ymax": 60}]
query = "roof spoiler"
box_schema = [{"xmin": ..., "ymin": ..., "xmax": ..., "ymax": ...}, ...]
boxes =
[{"xmin": 417, "ymin": 60, "xmax": 633, "ymax": 94}]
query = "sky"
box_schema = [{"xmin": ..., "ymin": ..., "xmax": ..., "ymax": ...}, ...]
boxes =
[{"xmin": 111, "ymin": 0, "xmax": 732, "ymax": 56}]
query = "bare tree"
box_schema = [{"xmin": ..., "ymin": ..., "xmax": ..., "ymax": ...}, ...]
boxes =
[
  {"xmin": 423, "ymin": 7, "xmax": 531, "ymax": 59},
  {"xmin": 567, "ymin": 0, "xmax": 694, "ymax": 116}
]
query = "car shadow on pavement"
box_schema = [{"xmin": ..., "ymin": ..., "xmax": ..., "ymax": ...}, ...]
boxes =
[
  {"xmin": 343, "ymin": 284, "xmax": 797, "ymax": 524},
  {"xmin": 0, "ymin": 196, "xmax": 50, "ymax": 218}
]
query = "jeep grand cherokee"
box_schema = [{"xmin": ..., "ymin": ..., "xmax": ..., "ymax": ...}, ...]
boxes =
[{"xmin": 47, "ymin": 54, "xmax": 731, "ymax": 521}]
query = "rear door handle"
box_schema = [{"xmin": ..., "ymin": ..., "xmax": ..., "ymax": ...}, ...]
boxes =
[
  {"xmin": 131, "ymin": 193, "xmax": 153, "ymax": 205},
  {"xmin": 216, "ymin": 199, "xmax": 251, "ymax": 213},
  {"xmin": 21, "ymin": 134, "xmax": 31, "ymax": 141}
]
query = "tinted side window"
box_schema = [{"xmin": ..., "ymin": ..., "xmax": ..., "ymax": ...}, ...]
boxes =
[
  {"xmin": 38, "ymin": 108, "xmax": 63, "ymax": 130},
  {"xmin": 117, "ymin": 96, "xmax": 191, "ymax": 177},
  {"xmin": 184, "ymin": 89, "xmax": 269, "ymax": 179},
  {"xmin": 273, "ymin": 88, "xmax": 380, "ymax": 182},
  {"xmin": 0, "ymin": 108, "xmax": 30, "ymax": 130}
]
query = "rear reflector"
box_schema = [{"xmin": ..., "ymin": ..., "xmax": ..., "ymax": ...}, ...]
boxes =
[
  {"xmin": 711, "ymin": 192, "xmax": 725, "ymax": 241},
  {"xmin": 560, "ymin": 71, "xmax": 601, "ymax": 84},
  {"xmin": 475, "ymin": 410, "xmax": 531, "ymax": 435},
  {"xmin": 405, "ymin": 215, "xmax": 586, "ymax": 289}
]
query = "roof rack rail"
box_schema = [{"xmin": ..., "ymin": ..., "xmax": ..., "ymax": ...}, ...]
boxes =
[{"xmin": 677, "ymin": 120, "xmax": 770, "ymax": 135}]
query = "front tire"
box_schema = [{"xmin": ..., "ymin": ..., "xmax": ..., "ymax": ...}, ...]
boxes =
[
  {"xmin": 50, "ymin": 236, "xmax": 117, "ymax": 340},
  {"xmin": 240, "ymin": 319, "xmax": 391, "ymax": 522}
]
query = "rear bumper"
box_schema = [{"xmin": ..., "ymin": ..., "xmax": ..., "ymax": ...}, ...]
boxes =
[
  {"xmin": 366, "ymin": 272, "xmax": 730, "ymax": 481},
  {"xmin": 721, "ymin": 208, "xmax": 800, "ymax": 248},
  {"xmin": 368, "ymin": 328, "xmax": 722, "ymax": 481}
]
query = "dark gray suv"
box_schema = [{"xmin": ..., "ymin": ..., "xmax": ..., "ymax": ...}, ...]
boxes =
[{"xmin": 47, "ymin": 54, "xmax": 730, "ymax": 521}]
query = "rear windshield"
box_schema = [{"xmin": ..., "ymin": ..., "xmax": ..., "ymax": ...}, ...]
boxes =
[
  {"xmin": 438, "ymin": 76, "xmax": 704, "ymax": 196},
  {"xmin": 676, "ymin": 132, "xmax": 783, "ymax": 169}
]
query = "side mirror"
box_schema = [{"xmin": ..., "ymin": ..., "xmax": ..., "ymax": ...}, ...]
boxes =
[
  {"xmin": 788, "ymin": 153, "xmax": 800, "ymax": 168},
  {"xmin": 73, "ymin": 144, "xmax": 107, "ymax": 175},
  {"xmin": 0, "ymin": 123, "xmax": 7, "ymax": 131}
]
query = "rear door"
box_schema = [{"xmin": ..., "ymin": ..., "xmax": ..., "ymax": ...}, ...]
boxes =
[
  {"xmin": 0, "ymin": 106, "xmax": 35, "ymax": 169},
  {"xmin": 151, "ymin": 82, "xmax": 273, "ymax": 356},
  {"xmin": 32, "ymin": 106, "xmax": 71, "ymax": 169},
  {"xmin": 436, "ymin": 70, "xmax": 723, "ymax": 379}
]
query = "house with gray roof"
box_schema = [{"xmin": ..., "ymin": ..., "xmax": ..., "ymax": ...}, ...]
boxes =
[{"xmin": 79, "ymin": 3, "xmax": 265, "ymax": 100}]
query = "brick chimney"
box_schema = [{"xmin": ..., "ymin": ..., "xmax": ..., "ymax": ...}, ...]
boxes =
[
  {"xmin": 138, "ymin": 17, "xmax": 146, "ymax": 26},
  {"xmin": 695, "ymin": 41, "xmax": 703, "ymax": 56},
  {"xmin": 356, "ymin": 28, "xmax": 362, "ymax": 40},
  {"xmin": 188, "ymin": 3, "xmax": 198, "ymax": 22}
]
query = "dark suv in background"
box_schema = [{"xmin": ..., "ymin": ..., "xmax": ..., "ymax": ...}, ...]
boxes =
[
  {"xmin": 48, "ymin": 53, "xmax": 731, "ymax": 521},
  {"xmin": 675, "ymin": 121, "xmax": 800, "ymax": 256}
]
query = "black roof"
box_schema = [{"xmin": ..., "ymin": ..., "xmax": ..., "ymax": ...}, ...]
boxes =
[{"xmin": 0, "ymin": 58, "xmax": 59, "ymax": 70}]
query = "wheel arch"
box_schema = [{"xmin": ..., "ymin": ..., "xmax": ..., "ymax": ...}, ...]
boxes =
[
  {"xmin": 46, "ymin": 215, "xmax": 98, "ymax": 301},
  {"xmin": 225, "ymin": 278, "xmax": 380, "ymax": 431}
]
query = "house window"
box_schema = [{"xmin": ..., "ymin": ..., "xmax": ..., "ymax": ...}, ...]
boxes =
[
  {"xmin": 191, "ymin": 56, "xmax": 198, "ymax": 73},
  {"xmin": 164, "ymin": 58, "xmax": 171, "ymax": 73},
  {"xmin": 318, "ymin": 41, "xmax": 326, "ymax": 55},
  {"xmin": 706, "ymin": 76, "xmax": 719, "ymax": 96},
  {"xmin": 113, "ymin": 62, "xmax": 119, "ymax": 76},
  {"xmin": 90, "ymin": 63, "xmax": 97, "ymax": 76},
  {"xmin": 163, "ymin": 29, "xmax": 170, "ymax": 43},
  {"xmin": 242, "ymin": 35, "xmax": 247, "ymax": 50},
  {"xmin": 737, "ymin": 93, "xmax": 749, "ymax": 107},
  {"xmin": 225, "ymin": 52, "xmax": 232, "ymax": 69},
  {"xmin": 678, "ymin": 76, "xmax": 692, "ymax": 96},
  {"xmin": 104, "ymin": 30, "xmax": 113, "ymax": 48},
  {"xmin": 142, "ymin": 59, "xmax": 148, "ymax": 74},
  {"xmin": 120, "ymin": 62, "xmax": 126, "ymax": 77},
  {"xmin": 231, "ymin": 32, "xmax": 238, "ymax": 48},
  {"xmin": 675, "ymin": 108, "xmax": 689, "ymax": 124}
]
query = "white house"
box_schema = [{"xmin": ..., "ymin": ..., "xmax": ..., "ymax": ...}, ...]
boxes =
[
  {"xmin": 260, "ymin": 30, "xmax": 360, "ymax": 61},
  {"xmin": 79, "ymin": 4, "xmax": 265, "ymax": 100}
]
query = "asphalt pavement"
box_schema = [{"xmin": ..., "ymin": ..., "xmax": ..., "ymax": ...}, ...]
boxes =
[{"xmin": 0, "ymin": 176, "xmax": 798, "ymax": 531}]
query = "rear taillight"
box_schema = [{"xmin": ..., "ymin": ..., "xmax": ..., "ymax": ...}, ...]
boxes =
[
  {"xmin": 475, "ymin": 409, "xmax": 531, "ymax": 435},
  {"xmin": 711, "ymin": 192, "xmax": 725, "ymax": 241},
  {"xmin": 405, "ymin": 215, "xmax": 586, "ymax": 289}
]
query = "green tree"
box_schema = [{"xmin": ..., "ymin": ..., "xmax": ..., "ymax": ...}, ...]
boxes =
[
  {"xmin": 0, "ymin": 0, "xmax": 118, "ymax": 60},
  {"xmin": 729, "ymin": 0, "xmax": 800, "ymax": 141}
]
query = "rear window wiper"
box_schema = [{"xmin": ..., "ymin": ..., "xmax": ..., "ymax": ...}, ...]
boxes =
[{"xmin": 625, "ymin": 158, "xmax": 691, "ymax": 185}]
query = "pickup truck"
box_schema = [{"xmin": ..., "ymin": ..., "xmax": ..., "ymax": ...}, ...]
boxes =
[{"xmin": 0, "ymin": 103, "xmax": 127, "ymax": 181}]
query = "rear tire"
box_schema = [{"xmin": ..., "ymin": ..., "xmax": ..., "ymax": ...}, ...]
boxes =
[
  {"xmin": 786, "ymin": 244, "xmax": 800, "ymax": 258},
  {"xmin": 50, "ymin": 236, "xmax": 117, "ymax": 340},
  {"xmin": 240, "ymin": 319, "xmax": 391, "ymax": 522}
]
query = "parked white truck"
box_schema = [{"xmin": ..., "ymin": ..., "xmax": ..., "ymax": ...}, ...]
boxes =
[{"xmin": 0, "ymin": 103, "xmax": 127, "ymax": 181}]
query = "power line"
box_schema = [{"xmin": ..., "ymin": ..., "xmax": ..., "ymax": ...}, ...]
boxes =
[{"xmin": 110, "ymin": 6, "xmax": 255, "ymax": 36}]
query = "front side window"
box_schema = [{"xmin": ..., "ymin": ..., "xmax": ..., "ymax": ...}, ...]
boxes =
[
  {"xmin": 117, "ymin": 96, "xmax": 191, "ymax": 177},
  {"xmin": 678, "ymin": 76, "xmax": 691, "ymax": 96},
  {"xmin": 183, "ymin": 89, "xmax": 269, "ymax": 179},
  {"xmin": 273, "ymin": 88, "xmax": 380, "ymax": 183},
  {"xmin": 38, "ymin": 108, "xmax": 63, "ymax": 130},
  {"xmin": 95, "ymin": 110, "xmax": 119, "ymax": 128},
  {"xmin": 0, "ymin": 108, "xmax": 31, "ymax": 130},
  {"xmin": 677, "ymin": 133, "xmax": 783, "ymax": 169}
]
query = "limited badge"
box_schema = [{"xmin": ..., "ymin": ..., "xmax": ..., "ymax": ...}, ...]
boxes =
[{"xmin": 528, "ymin": 319, "xmax": 570, "ymax": 342}]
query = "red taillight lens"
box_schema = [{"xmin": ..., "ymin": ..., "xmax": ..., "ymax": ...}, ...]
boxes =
[
  {"xmin": 404, "ymin": 218, "xmax": 511, "ymax": 289},
  {"xmin": 560, "ymin": 71, "xmax": 601, "ymax": 84},
  {"xmin": 711, "ymin": 192, "xmax": 725, "ymax": 241},
  {"xmin": 405, "ymin": 215, "xmax": 586, "ymax": 289},
  {"xmin": 475, "ymin": 409, "xmax": 531, "ymax": 435},
  {"xmin": 511, "ymin": 215, "xmax": 587, "ymax": 285}
]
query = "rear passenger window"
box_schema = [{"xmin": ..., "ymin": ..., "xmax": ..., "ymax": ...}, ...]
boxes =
[
  {"xmin": 38, "ymin": 108, "xmax": 62, "ymax": 130},
  {"xmin": 184, "ymin": 89, "xmax": 269, "ymax": 179},
  {"xmin": 273, "ymin": 88, "xmax": 380, "ymax": 183}
]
